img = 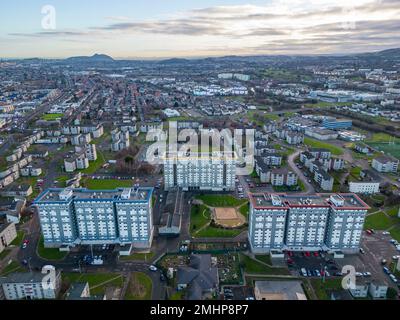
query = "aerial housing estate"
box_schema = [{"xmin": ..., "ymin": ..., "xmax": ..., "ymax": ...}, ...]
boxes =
[
  {"xmin": 34, "ymin": 187, "xmax": 154, "ymax": 254},
  {"xmin": 248, "ymin": 193, "xmax": 370, "ymax": 254}
]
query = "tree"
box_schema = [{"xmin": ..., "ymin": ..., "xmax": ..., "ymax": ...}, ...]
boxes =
[{"xmin": 387, "ymin": 287, "xmax": 397, "ymax": 300}]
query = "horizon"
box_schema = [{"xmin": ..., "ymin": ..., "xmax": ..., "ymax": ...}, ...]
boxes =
[
  {"xmin": 1, "ymin": 46, "xmax": 398, "ymax": 61},
  {"xmin": 1, "ymin": 0, "xmax": 400, "ymax": 58}
]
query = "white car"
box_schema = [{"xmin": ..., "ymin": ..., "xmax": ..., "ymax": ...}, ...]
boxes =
[
  {"xmin": 393, "ymin": 255, "xmax": 400, "ymax": 260},
  {"xmin": 149, "ymin": 265, "xmax": 158, "ymax": 272}
]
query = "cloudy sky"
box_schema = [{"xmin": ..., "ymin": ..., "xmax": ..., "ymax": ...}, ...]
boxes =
[{"xmin": 1, "ymin": 0, "xmax": 399, "ymax": 58}]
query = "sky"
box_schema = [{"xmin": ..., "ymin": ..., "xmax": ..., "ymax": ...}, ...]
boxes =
[{"xmin": 1, "ymin": 0, "xmax": 400, "ymax": 59}]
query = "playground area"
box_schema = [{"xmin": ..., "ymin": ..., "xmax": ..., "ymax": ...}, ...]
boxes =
[{"xmin": 213, "ymin": 207, "xmax": 246, "ymax": 228}]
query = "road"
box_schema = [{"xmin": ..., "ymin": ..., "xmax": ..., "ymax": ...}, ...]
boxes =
[{"xmin": 287, "ymin": 150, "xmax": 315, "ymax": 194}]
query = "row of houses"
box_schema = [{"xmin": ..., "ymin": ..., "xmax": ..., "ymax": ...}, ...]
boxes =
[
  {"xmin": 0, "ymin": 155, "xmax": 38, "ymax": 189},
  {"xmin": 274, "ymin": 129, "xmax": 304, "ymax": 145},
  {"xmin": 300, "ymin": 149, "xmax": 345, "ymax": 191},
  {"xmin": 111, "ymin": 129, "xmax": 130, "ymax": 152},
  {"xmin": 5, "ymin": 131, "xmax": 44, "ymax": 162}
]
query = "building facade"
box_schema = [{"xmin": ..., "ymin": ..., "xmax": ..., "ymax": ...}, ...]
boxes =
[
  {"xmin": 349, "ymin": 182, "xmax": 380, "ymax": 194},
  {"xmin": 249, "ymin": 193, "xmax": 369, "ymax": 254},
  {"xmin": 34, "ymin": 187, "xmax": 154, "ymax": 250},
  {"xmin": 164, "ymin": 152, "xmax": 236, "ymax": 191},
  {"xmin": 0, "ymin": 269, "xmax": 61, "ymax": 300}
]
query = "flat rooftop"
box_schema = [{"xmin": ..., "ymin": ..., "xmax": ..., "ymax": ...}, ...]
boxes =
[
  {"xmin": 249, "ymin": 193, "xmax": 370, "ymax": 210},
  {"xmin": 34, "ymin": 187, "xmax": 153, "ymax": 203}
]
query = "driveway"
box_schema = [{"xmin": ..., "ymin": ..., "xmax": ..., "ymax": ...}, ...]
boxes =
[{"xmin": 287, "ymin": 150, "xmax": 315, "ymax": 194}]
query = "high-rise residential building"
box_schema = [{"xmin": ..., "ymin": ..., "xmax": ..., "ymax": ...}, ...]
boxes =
[
  {"xmin": 163, "ymin": 151, "xmax": 236, "ymax": 191},
  {"xmin": 33, "ymin": 187, "xmax": 154, "ymax": 250},
  {"xmin": 249, "ymin": 193, "xmax": 369, "ymax": 254}
]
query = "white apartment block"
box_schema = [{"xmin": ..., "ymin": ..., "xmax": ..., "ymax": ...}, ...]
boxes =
[
  {"xmin": 372, "ymin": 156, "xmax": 399, "ymax": 173},
  {"xmin": 349, "ymin": 181, "xmax": 380, "ymax": 194},
  {"xmin": 34, "ymin": 187, "xmax": 154, "ymax": 250},
  {"xmin": 164, "ymin": 151, "xmax": 236, "ymax": 191},
  {"xmin": 249, "ymin": 193, "xmax": 370, "ymax": 254},
  {"xmin": 111, "ymin": 129, "xmax": 130, "ymax": 152},
  {"xmin": 0, "ymin": 269, "xmax": 61, "ymax": 300},
  {"xmin": 0, "ymin": 222, "xmax": 17, "ymax": 254}
]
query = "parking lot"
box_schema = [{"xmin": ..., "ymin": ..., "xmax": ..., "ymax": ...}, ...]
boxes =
[
  {"xmin": 221, "ymin": 286, "xmax": 254, "ymax": 301},
  {"xmin": 347, "ymin": 231, "xmax": 400, "ymax": 290},
  {"xmin": 286, "ymin": 251, "xmax": 341, "ymax": 278}
]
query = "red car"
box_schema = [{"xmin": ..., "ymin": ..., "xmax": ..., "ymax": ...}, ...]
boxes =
[
  {"xmin": 287, "ymin": 251, "xmax": 293, "ymax": 257},
  {"xmin": 23, "ymin": 239, "xmax": 29, "ymax": 245},
  {"xmin": 305, "ymin": 252, "xmax": 311, "ymax": 257},
  {"xmin": 313, "ymin": 252, "xmax": 319, "ymax": 257},
  {"xmin": 287, "ymin": 258, "xmax": 294, "ymax": 264}
]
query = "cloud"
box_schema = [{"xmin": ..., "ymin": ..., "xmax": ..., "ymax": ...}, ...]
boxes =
[{"xmin": 6, "ymin": 0, "xmax": 400, "ymax": 55}]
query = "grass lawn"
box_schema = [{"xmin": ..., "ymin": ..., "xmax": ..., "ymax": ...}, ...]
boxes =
[
  {"xmin": 63, "ymin": 273, "xmax": 124, "ymax": 296},
  {"xmin": 0, "ymin": 260, "xmax": 25, "ymax": 276},
  {"xmin": 195, "ymin": 226, "xmax": 244, "ymax": 238},
  {"xmin": 196, "ymin": 195, "xmax": 247, "ymax": 207},
  {"xmin": 364, "ymin": 211, "xmax": 394, "ymax": 230},
  {"xmin": 390, "ymin": 227, "xmax": 400, "ymax": 242},
  {"xmin": 84, "ymin": 179, "xmax": 134, "ymax": 190},
  {"xmin": 304, "ymin": 138, "xmax": 344, "ymax": 155},
  {"xmin": 125, "ymin": 272, "xmax": 152, "ymax": 300},
  {"xmin": 254, "ymin": 255, "xmax": 272, "ymax": 265},
  {"xmin": 10, "ymin": 231, "xmax": 25, "ymax": 246},
  {"xmin": 239, "ymin": 203, "xmax": 250, "ymax": 220},
  {"xmin": 0, "ymin": 249, "xmax": 11, "ymax": 260},
  {"xmin": 120, "ymin": 252, "xmax": 155, "ymax": 262},
  {"xmin": 387, "ymin": 206, "xmax": 400, "ymax": 218},
  {"xmin": 190, "ymin": 205, "xmax": 211, "ymax": 234},
  {"xmin": 37, "ymin": 236, "xmax": 68, "ymax": 261},
  {"xmin": 79, "ymin": 151, "xmax": 106, "ymax": 175},
  {"xmin": 239, "ymin": 254, "xmax": 289, "ymax": 275},
  {"xmin": 42, "ymin": 113, "xmax": 64, "ymax": 121},
  {"xmin": 310, "ymin": 278, "xmax": 343, "ymax": 300},
  {"xmin": 169, "ymin": 291, "xmax": 186, "ymax": 300}
]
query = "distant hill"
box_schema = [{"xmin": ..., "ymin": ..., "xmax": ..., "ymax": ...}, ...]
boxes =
[
  {"xmin": 65, "ymin": 53, "xmax": 115, "ymax": 63},
  {"xmin": 158, "ymin": 58, "xmax": 190, "ymax": 64}
]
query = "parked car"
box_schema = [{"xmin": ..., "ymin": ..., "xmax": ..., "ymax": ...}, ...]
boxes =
[
  {"xmin": 383, "ymin": 266, "xmax": 390, "ymax": 274},
  {"xmin": 359, "ymin": 248, "xmax": 365, "ymax": 254},
  {"xmin": 149, "ymin": 265, "xmax": 158, "ymax": 272}
]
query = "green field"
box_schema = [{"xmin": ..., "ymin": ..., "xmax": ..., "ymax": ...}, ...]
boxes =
[
  {"xmin": 37, "ymin": 236, "xmax": 68, "ymax": 261},
  {"xmin": 365, "ymin": 134, "xmax": 400, "ymax": 160},
  {"xmin": 390, "ymin": 227, "xmax": 400, "ymax": 242},
  {"xmin": 239, "ymin": 254, "xmax": 289, "ymax": 275},
  {"xmin": 10, "ymin": 231, "xmax": 25, "ymax": 246},
  {"xmin": 0, "ymin": 249, "xmax": 11, "ymax": 260},
  {"xmin": 0, "ymin": 260, "xmax": 26, "ymax": 276},
  {"xmin": 310, "ymin": 278, "xmax": 343, "ymax": 300},
  {"xmin": 190, "ymin": 205, "xmax": 211, "ymax": 234},
  {"xmin": 120, "ymin": 252, "xmax": 155, "ymax": 262},
  {"xmin": 239, "ymin": 203, "xmax": 250, "ymax": 220},
  {"xmin": 79, "ymin": 151, "xmax": 107, "ymax": 174},
  {"xmin": 387, "ymin": 206, "xmax": 400, "ymax": 217},
  {"xmin": 304, "ymin": 138, "xmax": 344, "ymax": 155},
  {"xmin": 195, "ymin": 226, "xmax": 244, "ymax": 238},
  {"xmin": 196, "ymin": 195, "xmax": 248, "ymax": 207},
  {"xmin": 125, "ymin": 272, "xmax": 152, "ymax": 300},
  {"xmin": 42, "ymin": 113, "xmax": 64, "ymax": 121},
  {"xmin": 84, "ymin": 179, "xmax": 134, "ymax": 190},
  {"xmin": 364, "ymin": 211, "xmax": 394, "ymax": 230},
  {"xmin": 63, "ymin": 272, "xmax": 124, "ymax": 296}
]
